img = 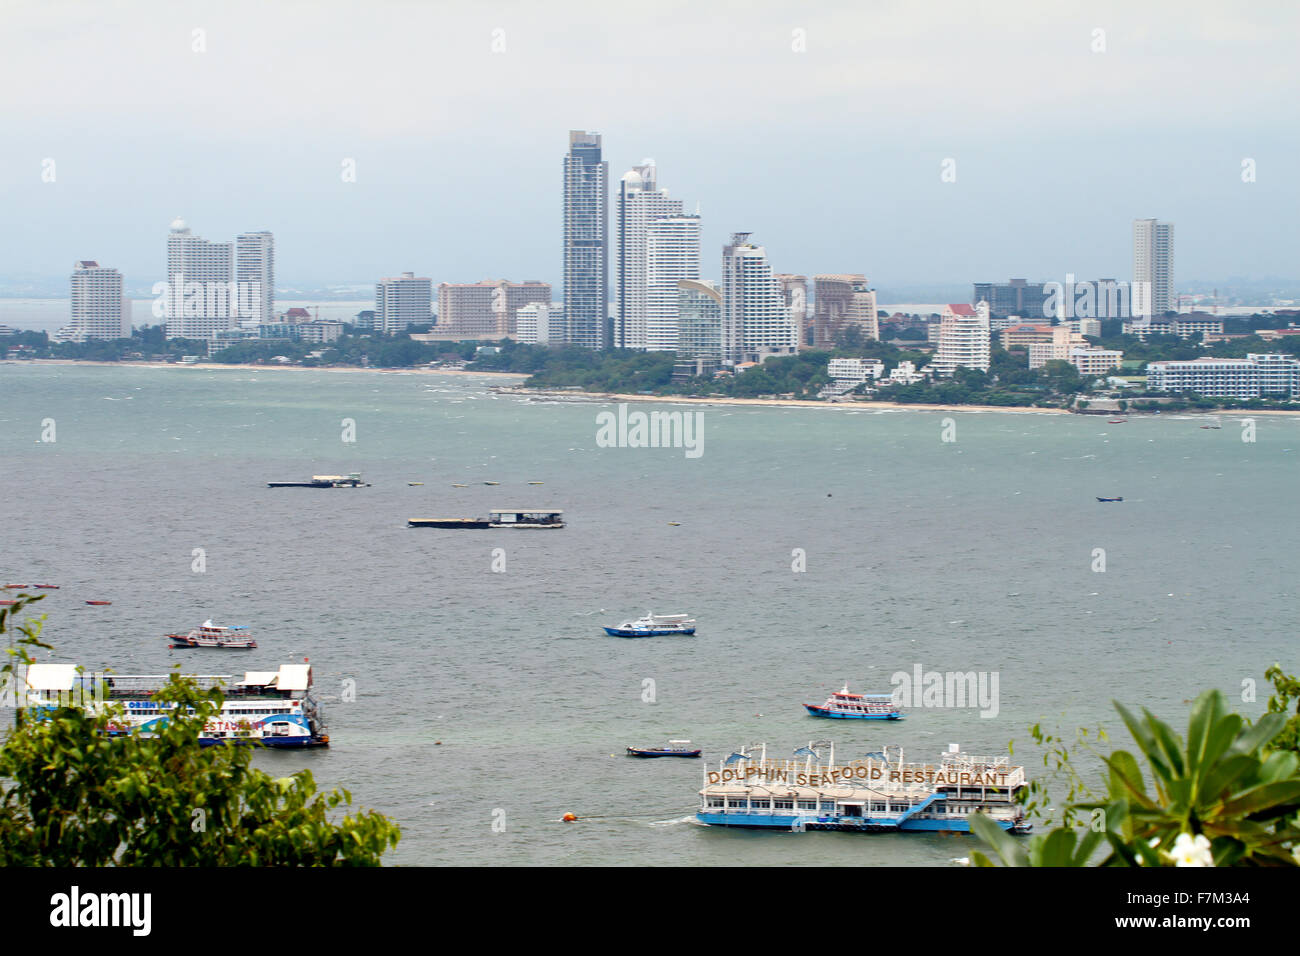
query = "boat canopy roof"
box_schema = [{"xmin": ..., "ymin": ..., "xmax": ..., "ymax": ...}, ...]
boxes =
[
  {"xmin": 24, "ymin": 663, "xmax": 78, "ymax": 691},
  {"xmin": 489, "ymin": 508, "xmax": 562, "ymax": 514}
]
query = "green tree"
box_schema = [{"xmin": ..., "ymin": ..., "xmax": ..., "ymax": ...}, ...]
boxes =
[
  {"xmin": 0, "ymin": 596, "xmax": 401, "ymax": 866},
  {"xmin": 972, "ymin": 683, "xmax": 1300, "ymax": 867}
]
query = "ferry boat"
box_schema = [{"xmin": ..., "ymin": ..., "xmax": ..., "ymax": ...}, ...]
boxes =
[
  {"xmin": 604, "ymin": 613, "xmax": 696, "ymax": 637},
  {"xmin": 167, "ymin": 621, "xmax": 257, "ymax": 649},
  {"xmin": 628, "ymin": 739, "xmax": 701, "ymax": 758},
  {"xmin": 804, "ymin": 684, "xmax": 903, "ymax": 720},
  {"xmin": 17, "ymin": 662, "xmax": 329, "ymax": 748},
  {"xmin": 696, "ymin": 743, "xmax": 1031, "ymax": 834},
  {"xmin": 268, "ymin": 473, "xmax": 367, "ymax": 488},
  {"xmin": 409, "ymin": 508, "xmax": 564, "ymax": 529}
]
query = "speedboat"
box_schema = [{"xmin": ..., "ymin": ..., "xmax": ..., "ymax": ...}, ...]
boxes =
[
  {"xmin": 604, "ymin": 613, "xmax": 696, "ymax": 637},
  {"xmin": 627, "ymin": 739, "xmax": 701, "ymax": 758},
  {"xmin": 1096, "ymin": 496, "xmax": 1123, "ymax": 502}
]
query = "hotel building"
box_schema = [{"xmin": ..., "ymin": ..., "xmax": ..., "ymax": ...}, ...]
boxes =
[
  {"xmin": 63, "ymin": 261, "xmax": 129, "ymax": 342},
  {"xmin": 1146, "ymin": 354, "xmax": 1300, "ymax": 399},
  {"xmin": 930, "ymin": 302, "xmax": 991, "ymax": 376},
  {"xmin": 375, "ymin": 272, "xmax": 432, "ymax": 334},
  {"xmin": 720, "ymin": 233, "xmax": 799, "ymax": 363},
  {"xmin": 563, "ymin": 130, "xmax": 610, "ymax": 349}
]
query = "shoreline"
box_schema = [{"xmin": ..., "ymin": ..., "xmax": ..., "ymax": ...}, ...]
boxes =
[
  {"xmin": 7, "ymin": 359, "xmax": 528, "ymax": 378},
  {"xmin": 507, "ymin": 388, "xmax": 1070, "ymax": 414}
]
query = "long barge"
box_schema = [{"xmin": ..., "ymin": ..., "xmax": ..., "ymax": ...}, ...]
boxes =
[
  {"xmin": 268, "ymin": 473, "xmax": 367, "ymax": 488},
  {"xmin": 696, "ymin": 742, "xmax": 1030, "ymax": 833},
  {"xmin": 409, "ymin": 508, "xmax": 564, "ymax": 529},
  {"xmin": 17, "ymin": 663, "xmax": 329, "ymax": 748}
]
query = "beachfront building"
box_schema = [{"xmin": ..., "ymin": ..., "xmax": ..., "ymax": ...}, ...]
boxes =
[
  {"xmin": 822, "ymin": 357, "xmax": 884, "ymax": 396},
  {"xmin": 813, "ymin": 275, "xmax": 879, "ymax": 346},
  {"xmin": 1027, "ymin": 326, "xmax": 1089, "ymax": 369},
  {"xmin": 436, "ymin": 280, "xmax": 551, "ymax": 338},
  {"xmin": 515, "ymin": 302, "xmax": 563, "ymax": 345},
  {"xmin": 235, "ymin": 231, "xmax": 275, "ymax": 328},
  {"xmin": 61, "ymin": 261, "xmax": 129, "ymax": 342},
  {"xmin": 1146, "ymin": 353, "xmax": 1300, "ymax": 399},
  {"xmin": 164, "ymin": 218, "xmax": 236, "ymax": 340},
  {"xmin": 879, "ymin": 360, "xmax": 928, "ymax": 386},
  {"xmin": 721, "ymin": 233, "xmax": 799, "ymax": 363},
  {"xmin": 375, "ymin": 272, "xmax": 432, "ymax": 334},
  {"xmin": 930, "ymin": 302, "xmax": 991, "ymax": 377},
  {"xmin": 1068, "ymin": 347, "xmax": 1123, "ymax": 377}
]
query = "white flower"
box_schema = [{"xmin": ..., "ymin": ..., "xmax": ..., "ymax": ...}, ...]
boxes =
[{"xmin": 1169, "ymin": 831, "xmax": 1214, "ymax": 867}]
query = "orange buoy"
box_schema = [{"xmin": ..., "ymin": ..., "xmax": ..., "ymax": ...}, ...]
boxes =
[{"xmin": 562, "ymin": 812, "xmax": 577, "ymax": 823}]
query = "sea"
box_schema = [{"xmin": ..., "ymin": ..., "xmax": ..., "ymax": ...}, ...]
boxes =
[{"xmin": 1, "ymin": 362, "xmax": 1296, "ymax": 866}]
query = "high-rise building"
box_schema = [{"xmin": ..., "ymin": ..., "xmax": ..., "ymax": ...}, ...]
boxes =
[
  {"xmin": 164, "ymin": 218, "xmax": 236, "ymax": 340},
  {"xmin": 644, "ymin": 214, "xmax": 701, "ymax": 352},
  {"xmin": 677, "ymin": 279, "xmax": 723, "ymax": 361},
  {"xmin": 236, "ymin": 231, "xmax": 275, "ymax": 328},
  {"xmin": 62, "ymin": 261, "xmax": 128, "ymax": 342},
  {"xmin": 1147, "ymin": 354, "xmax": 1300, "ymax": 398},
  {"xmin": 720, "ymin": 233, "xmax": 799, "ymax": 364},
  {"xmin": 436, "ymin": 280, "xmax": 551, "ymax": 338},
  {"xmin": 563, "ymin": 130, "xmax": 609, "ymax": 349},
  {"xmin": 1133, "ymin": 219, "xmax": 1175, "ymax": 317},
  {"xmin": 812, "ymin": 275, "xmax": 879, "ymax": 346},
  {"xmin": 775, "ymin": 275, "xmax": 810, "ymax": 345},
  {"xmin": 972, "ymin": 279, "xmax": 1051, "ymax": 320},
  {"xmin": 375, "ymin": 272, "xmax": 432, "ymax": 334},
  {"xmin": 616, "ymin": 161, "xmax": 687, "ymax": 349},
  {"xmin": 931, "ymin": 302, "xmax": 991, "ymax": 377}
]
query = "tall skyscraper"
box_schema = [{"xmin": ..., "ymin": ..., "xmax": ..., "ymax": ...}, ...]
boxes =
[
  {"xmin": 616, "ymin": 161, "xmax": 700, "ymax": 351},
  {"xmin": 563, "ymin": 130, "xmax": 609, "ymax": 349},
  {"xmin": 812, "ymin": 274, "xmax": 879, "ymax": 346},
  {"xmin": 236, "ymin": 231, "xmax": 275, "ymax": 328},
  {"xmin": 164, "ymin": 218, "xmax": 235, "ymax": 340},
  {"xmin": 375, "ymin": 272, "xmax": 432, "ymax": 334},
  {"xmin": 62, "ymin": 261, "xmax": 128, "ymax": 341},
  {"xmin": 720, "ymin": 233, "xmax": 799, "ymax": 363},
  {"xmin": 1133, "ymin": 218, "xmax": 1175, "ymax": 317}
]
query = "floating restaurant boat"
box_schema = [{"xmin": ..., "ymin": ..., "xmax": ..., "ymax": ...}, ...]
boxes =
[
  {"xmin": 696, "ymin": 743, "xmax": 1031, "ymax": 834},
  {"xmin": 604, "ymin": 613, "xmax": 696, "ymax": 637},
  {"xmin": 1096, "ymin": 496, "xmax": 1124, "ymax": 502},
  {"xmin": 628, "ymin": 739, "xmax": 701, "ymax": 758},
  {"xmin": 804, "ymin": 684, "xmax": 903, "ymax": 720},
  {"xmin": 167, "ymin": 621, "xmax": 257, "ymax": 649},
  {"xmin": 18, "ymin": 662, "xmax": 328, "ymax": 748},
  {"xmin": 267, "ymin": 473, "xmax": 367, "ymax": 488},
  {"xmin": 409, "ymin": 508, "xmax": 564, "ymax": 529}
]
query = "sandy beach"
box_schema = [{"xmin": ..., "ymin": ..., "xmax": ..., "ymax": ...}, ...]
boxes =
[{"xmin": 12, "ymin": 359, "xmax": 528, "ymax": 378}]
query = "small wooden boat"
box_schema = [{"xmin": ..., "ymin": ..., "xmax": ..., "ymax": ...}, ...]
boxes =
[
  {"xmin": 528, "ymin": 481, "xmax": 544, "ymax": 485},
  {"xmin": 451, "ymin": 483, "xmax": 468, "ymax": 488},
  {"xmin": 1108, "ymin": 419, "xmax": 1127, "ymax": 424},
  {"xmin": 85, "ymin": 600, "xmax": 112, "ymax": 606},
  {"xmin": 1096, "ymin": 496, "xmax": 1124, "ymax": 503},
  {"xmin": 33, "ymin": 584, "xmax": 60, "ymax": 589},
  {"xmin": 0, "ymin": 600, "xmax": 17, "ymax": 606},
  {"xmin": 627, "ymin": 740, "xmax": 701, "ymax": 758},
  {"xmin": 4, "ymin": 584, "xmax": 30, "ymax": 589},
  {"xmin": 484, "ymin": 481, "xmax": 500, "ymax": 486},
  {"xmin": 408, "ymin": 482, "xmax": 424, "ymax": 486}
]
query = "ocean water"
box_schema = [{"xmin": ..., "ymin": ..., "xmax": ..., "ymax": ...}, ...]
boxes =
[{"xmin": 1, "ymin": 363, "xmax": 1296, "ymax": 866}]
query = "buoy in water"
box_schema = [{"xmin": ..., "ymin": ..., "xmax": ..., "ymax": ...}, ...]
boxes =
[{"xmin": 562, "ymin": 812, "xmax": 577, "ymax": 823}]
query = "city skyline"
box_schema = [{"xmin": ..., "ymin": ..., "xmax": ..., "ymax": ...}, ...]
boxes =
[{"xmin": 2, "ymin": 2, "xmax": 1296, "ymax": 290}]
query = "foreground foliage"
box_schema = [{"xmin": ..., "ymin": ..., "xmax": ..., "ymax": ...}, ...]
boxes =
[
  {"xmin": 972, "ymin": 681, "xmax": 1300, "ymax": 866},
  {"xmin": 0, "ymin": 597, "xmax": 401, "ymax": 866}
]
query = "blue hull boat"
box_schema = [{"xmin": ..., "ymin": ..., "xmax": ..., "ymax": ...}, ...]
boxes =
[
  {"xmin": 604, "ymin": 625, "xmax": 696, "ymax": 637},
  {"xmin": 804, "ymin": 704, "xmax": 903, "ymax": 720}
]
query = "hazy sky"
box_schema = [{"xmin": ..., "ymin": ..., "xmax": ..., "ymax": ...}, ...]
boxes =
[{"xmin": 3, "ymin": 0, "xmax": 1297, "ymax": 291}]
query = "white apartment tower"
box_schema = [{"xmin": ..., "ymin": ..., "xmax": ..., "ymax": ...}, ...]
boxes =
[
  {"xmin": 375, "ymin": 272, "xmax": 433, "ymax": 334},
  {"xmin": 236, "ymin": 231, "xmax": 275, "ymax": 328},
  {"xmin": 164, "ymin": 218, "xmax": 236, "ymax": 340},
  {"xmin": 65, "ymin": 261, "xmax": 128, "ymax": 341},
  {"xmin": 1133, "ymin": 218, "xmax": 1174, "ymax": 317},
  {"xmin": 616, "ymin": 161, "xmax": 700, "ymax": 350},
  {"xmin": 931, "ymin": 302, "xmax": 992, "ymax": 377},
  {"xmin": 720, "ymin": 233, "xmax": 799, "ymax": 363}
]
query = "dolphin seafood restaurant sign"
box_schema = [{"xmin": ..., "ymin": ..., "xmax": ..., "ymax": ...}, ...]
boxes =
[{"xmin": 707, "ymin": 763, "xmax": 1012, "ymax": 788}]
